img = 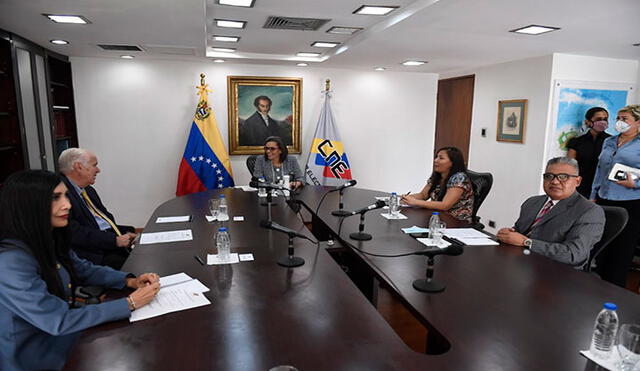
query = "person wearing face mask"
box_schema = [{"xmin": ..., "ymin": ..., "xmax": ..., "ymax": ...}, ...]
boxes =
[
  {"xmin": 566, "ymin": 107, "xmax": 610, "ymax": 198},
  {"xmin": 590, "ymin": 104, "xmax": 640, "ymax": 287}
]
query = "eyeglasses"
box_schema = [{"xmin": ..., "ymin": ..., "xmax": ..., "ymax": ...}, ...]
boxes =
[
  {"xmin": 542, "ymin": 173, "xmax": 578, "ymax": 182},
  {"xmin": 264, "ymin": 146, "xmax": 279, "ymax": 151}
]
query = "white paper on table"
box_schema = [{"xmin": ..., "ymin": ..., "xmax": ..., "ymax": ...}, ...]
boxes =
[
  {"xmin": 375, "ymin": 196, "xmax": 390, "ymax": 202},
  {"xmin": 455, "ymin": 237, "xmax": 499, "ymax": 246},
  {"xmin": 239, "ymin": 253, "xmax": 254, "ymax": 261},
  {"xmin": 402, "ymin": 226, "xmax": 429, "ymax": 234},
  {"xmin": 416, "ymin": 238, "xmax": 451, "ymax": 249},
  {"xmin": 580, "ymin": 349, "xmax": 626, "ymax": 371},
  {"xmin": 380, "ymin": 212, "xmax": 408, "ymax": 220},
  {"xmin": 233, "ymin": 216, "xmax": 245, "ymax": 222},
  {"xmin": 443, "ymin": 228, "xmax": 489, "ymax": 239},
  {"xmin": 207, "ymin": 253, "xmax": 240, "ymax": 265},
  {"xmin": 159, "ymin": 273, "xmax": 209, "ymax": 293},
  {"xmin": 156, "ymin": 216, "xmax": 191, "ymax": 223},
  {"xmin": 160, "ymin": 272, "xmax": 192, "ymax": 287},
  {"xmin": 139, "ymin": 230, "xmax": 193, "ymax": 245},
  {"xmin": 129, "ymin": 288, "xmax": 211, "ymax": 322},
  {"xmin": 235, "ymin": 185, "xmax": 258, "ymax": 192}
]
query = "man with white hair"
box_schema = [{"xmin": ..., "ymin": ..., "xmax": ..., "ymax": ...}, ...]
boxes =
[{"xmin": 58, "ymin": 148, "xmax": 136, "ymax": 269}]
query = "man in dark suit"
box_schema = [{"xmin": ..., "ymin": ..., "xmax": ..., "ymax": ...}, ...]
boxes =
[
  {"xmin": 497, "ymin": 157, "xmax": 605, "ymax": 269},
  {"xmin": 58, "ymin": 148, "xmax": 136, "ymax": 269},
  {"xmin": 239, "ymin": 95, "xmax": 291, "ymax": 146}
]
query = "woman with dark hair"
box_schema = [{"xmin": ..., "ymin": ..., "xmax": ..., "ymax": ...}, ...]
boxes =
[
  {"xmin": 566, "ymin": 106, "xmax": 610, "ymax": 197},
  {"xmin": 401, "ymin": 147, "xmax": 475, "ymax": 222},
  {"xmin": 0, "ymin": 170, "xmax": 160, "ymax": 370},
  {"xmin": 253, "ymin": 136, "xmax": 305, "ymax": 189}
]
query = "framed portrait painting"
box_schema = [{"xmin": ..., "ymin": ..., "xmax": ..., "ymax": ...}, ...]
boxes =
[
  {"xmin": 496, "ymin": 99, "xmax": 527, "ymax": 143},
  {"xmin": 227, "ymin": 76, "xmax": 302, "ymax": 155}
]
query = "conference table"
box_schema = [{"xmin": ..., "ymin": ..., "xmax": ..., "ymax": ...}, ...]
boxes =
[{"xmin": 64, "ymin": 186, "xmax": 640, "ymax": 370}]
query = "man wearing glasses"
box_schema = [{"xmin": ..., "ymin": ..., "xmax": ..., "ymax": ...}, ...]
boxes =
[{"xmin": 497, "ymin": 157, "xmax": 604, "ymax": 269}]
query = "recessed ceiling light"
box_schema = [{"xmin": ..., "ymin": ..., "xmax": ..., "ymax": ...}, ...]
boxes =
[
  {"xmin": 402, "ymin": 60, "xmax": 426, "ymax": 66},
  {"xmin": 374, "ymin": 67, "xmax": 386, "ymax": 71},
  {"xmin": 213, "ymin": 35, "xmax": 240, "ymax": 42},
  {"xmin": 120, "ymin": 55, "xmax": 135, "ymax": 59},
  {"xmin": 44, "ymin": 14, "xmax": 90, "ymax": 24},
  {"xmin": 326, "ymin": 26, "xmax": 363, "ymax": 35},
  {"xmin": 297, "ymin": 63, "xmax": 308, "ymax": 67},
  {"xmin": 297, "ymin": 52, "xmax": 320, "ymax": 57},
  {"xmin": 50, "ymin": 39, "xmax": 69, "ymax": 45},
  {"xmin": 217, "ymin": 0, "xmax": 255, "ymax": 7},
  {"xmin": 213, "ymin": 59, "xmax": 226, "ymax": 63},
  {"xmin": 312, "ymin": 42, "xmax": 339, "ymax": 48},
  {"xmin": 510, "ymin": 24, "xmax": 560, "ymax": 35},
  {"xmin": 212, "ymin": 47, "xmax": 236, "ymax": 53},
  {"xmin": 353, "ymin": 5, "xmax": 398, "ymax": 16},
  {"xmin": 215, "ymin": 19, "xmax": 246, "ymax": 29}
]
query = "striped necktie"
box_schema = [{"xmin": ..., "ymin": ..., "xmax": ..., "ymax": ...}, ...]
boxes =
[
  {"xmin": 531, "ymin": 200, "xmax": 554, "ymax": 229},
  {"xmin": 81, "ymin": 190, "xmax": 122, "ymax": 236}
]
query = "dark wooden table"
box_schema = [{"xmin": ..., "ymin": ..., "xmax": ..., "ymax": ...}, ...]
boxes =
[{"xmin": 64, "ymin": 186, "xmax": 640, "ymax": 370}]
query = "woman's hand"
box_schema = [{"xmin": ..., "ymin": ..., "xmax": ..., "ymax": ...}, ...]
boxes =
[
  {"xmin": 126, "ymin": 273, "xmax": 160, "ymax": 289},
  {"xmin": 615, "ymin": 172, "xmax": 637, "ymax": 188},
  {"xmin": 401, "ymin": 195, "xmax": 420, "ymax": 206},
  {"xmin": 128, "ymin": 282, "xmax": 160, "ymax": 310}
]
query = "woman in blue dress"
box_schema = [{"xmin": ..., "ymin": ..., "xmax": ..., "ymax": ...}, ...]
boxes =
[{"xmin": 0, "ymin": 170, "xmax": 160, "ymax": 370}]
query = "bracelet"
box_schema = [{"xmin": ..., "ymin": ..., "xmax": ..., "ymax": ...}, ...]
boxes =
[{"xmin": 127, "ymin": 296, "xmax": 136, "ymax": 311}]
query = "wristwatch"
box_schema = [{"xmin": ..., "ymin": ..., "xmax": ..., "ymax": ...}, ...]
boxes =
[{"xmin": 523, "ymin": 239, "xmax": 532, "ymax": 255}]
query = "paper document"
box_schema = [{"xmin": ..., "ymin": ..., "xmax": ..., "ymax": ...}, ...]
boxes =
[
  {"xmin": 160, "ymin": 273, "xmax": 209, "ymax": 293},
  {"xmin": 129, "ymin": 288, "xmax": 211, "ymax": 322},
  {"xmin": 455, "ymin": 237, "xmax": 499, "ymax": 246},
  {"xmin": 233, "ymin": 216, "xmax": 245, "ymax": 222},
  {"xmin": 156, "ymin": 216, "xmax": 191, "ymax": 223},
  {"xmin": 402, "ymin": 226, "xmax": 429, "ymax": 234},
  {"xmin": 139, "ymin": 229, "xmax": 193, "ymax": 245},
  {"xmin": 443, "ymin": 228, "xmax": 490, "ymax": 239},
  {"xmin": 239, "ymin": 253, "xmax": 254, "ymax": 261},
  {"xmin": 380, "ymin": 212, "xmax": 408, "ymax": 220},
  {"xmin": 207, "ymin": 253, "xmax": 240, "ymax": 265},
  {"xmin": 416, "ymin": 238, "xmax": 451, "ymax": 249}
]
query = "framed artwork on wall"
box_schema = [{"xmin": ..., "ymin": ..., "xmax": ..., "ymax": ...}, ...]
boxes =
[
  {"xmin": 496, "ymin": 99, "xmax": 527, "ymax": 143},
  {"xmin": 227, "ymin": 76, "xmax": 302, "ymax": 155}
]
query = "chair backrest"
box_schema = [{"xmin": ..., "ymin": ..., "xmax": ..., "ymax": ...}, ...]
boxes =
[
  {"xmin": 246, "ymin": 155, "xmax": 258, "ymax": 176},
  {"xmin": 466, "ymin": 169, "xmax": 493, "ymax": 223},
  {"xmin": 585, "ymin": 205, "xmax": 629, "ymax": 272}
]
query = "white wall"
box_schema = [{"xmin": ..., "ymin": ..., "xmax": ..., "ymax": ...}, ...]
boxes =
[
  {"xmin": 70, "ymin": 57, "xmax": 438, "ymax": 226},
  {"xmin": 551, "ymin": 53, "xmax": 639, "ymax": 85}
]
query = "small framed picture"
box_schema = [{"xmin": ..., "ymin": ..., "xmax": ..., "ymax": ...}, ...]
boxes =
[{"xmin": 496, "ymin": 99, "xmax": 527, "ymax": 143}]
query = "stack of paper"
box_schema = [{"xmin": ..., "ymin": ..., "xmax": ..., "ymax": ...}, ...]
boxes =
[
  {"xmin": 443, "ymin": 228, "xmax": 498, "ymax": 246},
  {"xmin": 380, "ymin": 212, "xmax": 408, "ymax": 220},
  {"xmin": 139, "ymin": 229, "xmax": 193, "ymax": 245},
  {"xmin": 416, "ymin": 238, "xmax": 451, "ymax": 249},
  {"xmin": 402, "ymin": 226, "xmax": 429, "ymax": 234},
  {"xmin": 155, "ymin": 216, "xmax": 191, "ymax": 223}
]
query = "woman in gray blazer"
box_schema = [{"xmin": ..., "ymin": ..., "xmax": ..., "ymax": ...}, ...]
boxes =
[
  {"xmin": 253, "ymin": 136, "xmax": 305, "ymax": 189},
  {"xmin": 0, "ymin": 170, "xmax": 160, "ymax": 370}
]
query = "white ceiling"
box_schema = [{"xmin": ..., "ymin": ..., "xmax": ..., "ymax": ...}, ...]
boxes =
[{"xmin": 0, "ymin": 0, "xmax": 638, "ymax": 74}]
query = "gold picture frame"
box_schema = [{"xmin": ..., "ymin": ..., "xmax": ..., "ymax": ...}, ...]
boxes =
[
  {"xmin": 496, "ymin": 99, "xmax": 527, "ymax": 143},
  {"xmin": 227, "ymin": 76, "xmax": 302, "ymax": 155}
]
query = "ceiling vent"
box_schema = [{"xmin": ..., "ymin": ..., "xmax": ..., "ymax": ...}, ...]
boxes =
[
  {"xmin": 97, "ymin": 44, "xmax": 144, "ymax": 51},
  {"xmin": 263, "ymin": 16, "xmax": 330, "ymax": 31}
]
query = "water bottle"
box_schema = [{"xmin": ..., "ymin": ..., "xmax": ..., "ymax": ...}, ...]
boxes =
[
  {"xmin": 216, "ymin": 227, "xmax": 231, "ymax": 263},
  {"xmin": 217, "ymin": 194, "xmax": 229, "ymax": 221},
  {"xmin": 257, "ymin": 176, "xmax": 267, "ymax": 197},
  {"xmin": 389, "ymin": 192, "xmax": 400, "ymax": 217},
  {"xmin": 589, "ymin": 302, "xmax": 619, "ymax": 359},
  {"xmin": 429, "ymin": 212, "xmax": 441, "ymax": 241}
]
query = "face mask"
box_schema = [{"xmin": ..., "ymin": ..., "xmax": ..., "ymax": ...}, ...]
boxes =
[
  {"xmin": 591, "ymin": 120, "xmax": 608, "ymax": 132},
  {"xmin": 615, "ymin": 120, "xmax": 631, "ymax": 133}
]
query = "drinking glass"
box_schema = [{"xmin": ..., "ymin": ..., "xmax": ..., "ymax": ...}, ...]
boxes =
[
  {"xmin": 617, "ymin": 324, "xmax": 640, "ymax": 371},
  {"xmin": 208, "ymin": 198, "xmax": 220, "ymax": 220}
]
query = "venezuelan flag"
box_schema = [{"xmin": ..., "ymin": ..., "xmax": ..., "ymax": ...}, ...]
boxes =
[{"xmin": 176, "ymin": 80, "xmax": 234, "ymax": 196}]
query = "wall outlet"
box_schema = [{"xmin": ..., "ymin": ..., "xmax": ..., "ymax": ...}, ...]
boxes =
[
  {"xmin": 481, "ymin": 128, "xmax": 487, "ymax": 137},
  {"xmin": 488, "ymin": 220, "xmax": 496, "ymax": 228}
]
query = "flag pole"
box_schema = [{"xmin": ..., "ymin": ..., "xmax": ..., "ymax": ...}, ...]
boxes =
[
  {"xmin": 325, "ymin": 79, "xmax": 330, "ymax": 92},
  {"xmin": 200, "ymin": 73, "xmax": 206, "ymax": 87}
]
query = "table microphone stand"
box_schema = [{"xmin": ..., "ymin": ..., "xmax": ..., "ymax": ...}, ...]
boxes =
[
  {"xmin": 278, "ymin": 235, "xmax": 305, "ymax": 268},
  {"xmin": 331, "ymin": 189, "xmax": 351, "ymax": 217},
  {"xmin": 264, "ymin": 190, "xmax": 274, "ymax": 222},
  {"xmin": 349, "ymin": 213, "xmax": 372, "ymax": 241},
  {"xmin": 412, "ymin": 255, "xmax": 446, "ymax": 293}
]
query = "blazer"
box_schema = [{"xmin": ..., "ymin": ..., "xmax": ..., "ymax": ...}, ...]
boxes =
[
  {"xmin": 253, "ymin": 155, "xmax": 304, "ymax": 184},
  {"xmin": 0, "ymin": 239, "xmax": 130, "ymax": 371},
  {"xmin": 514, "ymin": 192, "xmax": 605, "ymax": 268},
  {"xmin": 61, "ymin": 175, "xmax": 133, "ymax": 264}
]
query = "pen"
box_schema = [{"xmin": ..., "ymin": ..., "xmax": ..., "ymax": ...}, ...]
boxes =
[{"xmin": 194, "ymin": 255, "xmax": 205, "ymax": 265}]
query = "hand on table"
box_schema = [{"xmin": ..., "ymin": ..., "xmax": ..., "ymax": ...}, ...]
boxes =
[
  {"xmin": 116, "ymin": 232, "xmax": 138, "ymax": 248},
  {"xmin": 496, "ymin": 228, "xmax": 527, "ymax": 247},
  {"xmin": 126, "ymin": 273, "xmax": 160, "ymax": 289},
  {"xmin": 128, "ymin": 282, "xmax": 160, "ymax": 309}
]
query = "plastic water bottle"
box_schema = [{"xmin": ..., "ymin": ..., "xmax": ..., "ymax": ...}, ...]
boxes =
[
  {"xmin": 216, "ymin": 227, "xmax": 231, "ymax": 263},
  {"xmin": 589, "ymin": 302, "xmax": 619, "ymax": 359},
  {"xmin": 257, "ymin": 176, "xmax": 267, "ymax": 198},
  {"xmin": 389, "ymin": 192, "xmax": 400, "ymax": 217},
  {"xmin": 429, "ymin": 212, "xmax": 441, "ymax": 242},
  {"xmin": 218, "ymin": 194, "xmax": 229, "ymax": 221}
]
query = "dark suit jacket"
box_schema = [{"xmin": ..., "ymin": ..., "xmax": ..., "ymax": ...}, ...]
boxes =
[
  {"xmin": 61, "ymin": 175, "xmax": 133, "ymax": 265},
  {"xmin": 514, "ymin": 191, "xmax": 605, "ymax": 268},
  {"xmin": 239, "ymin": 111, "xmax": 286, "ymax": 146}
]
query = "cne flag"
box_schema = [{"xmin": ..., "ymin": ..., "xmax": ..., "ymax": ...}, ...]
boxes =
[
  {"xmin": 176, "ymin": 75, "xmax": 234, "ymax": 196},
  {"xmin": 304, "ymin": 89, "xmax": 352, "ymax": 186}
]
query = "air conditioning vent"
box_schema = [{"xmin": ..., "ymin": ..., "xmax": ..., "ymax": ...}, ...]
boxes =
[
  {"xmin": 263, "ymin": 16, "xmax": 330, "ymax": 31},
  {"xmin": 97, "ymin": 44, "xmax": 143, "ymax": 51}
]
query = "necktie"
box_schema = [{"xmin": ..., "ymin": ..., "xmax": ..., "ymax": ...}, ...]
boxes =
[
  {"xmin": 81, "ymin": 190, "xmax": 122, "ymax": 236},
  {"xmin": 531, "ymin": 200, "xmax": 554, "ymax": 229}
]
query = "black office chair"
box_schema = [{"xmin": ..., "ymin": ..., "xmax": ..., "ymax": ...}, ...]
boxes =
[
  {"xmin": 584, "ymin": 205, "xmax": 628, "ymax": 273},
  {"xmin": 466, "ymin": 170, "xmax": 493, "ymax": 229},
  {"xmin": 246, "ymin": 155, "xmax": 258, "ymax": 176}
]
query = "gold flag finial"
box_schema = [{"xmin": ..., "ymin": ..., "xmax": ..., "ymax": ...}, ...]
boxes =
[
  {"xmin": 197, "ymin": 73, "xmax": 211, "ymax": 97},
  {"xmin": 325, "ymin": 79, "xmax": 331, "ymax": 92},
  {"xmin": 200, "ymin": 73, "xmax": 206, "ymax": 86}
]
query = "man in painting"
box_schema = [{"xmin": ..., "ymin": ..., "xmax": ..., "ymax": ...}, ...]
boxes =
[{"xmin": 239, "ymin": 95, "xmax": 292, "ymax": 146}]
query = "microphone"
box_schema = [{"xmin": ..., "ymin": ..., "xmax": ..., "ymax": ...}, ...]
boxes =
[
  {"xmin": 259, "ymin": 220, "xmax": 309, "ymax": 240},
  {"xmin": 350, "ymin": 200, "xmax": 386, "ymax": 215},
  {"xmin": 328, "ymin": 180, "xmax": 357, "ymax": 193},
  {"xmin": 414, "ymin": 244, "xmax": 464, "ymax": 257},
  {"xmin": 249, "ymin": 180, "xmax": 287, "ymax": 191}
]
